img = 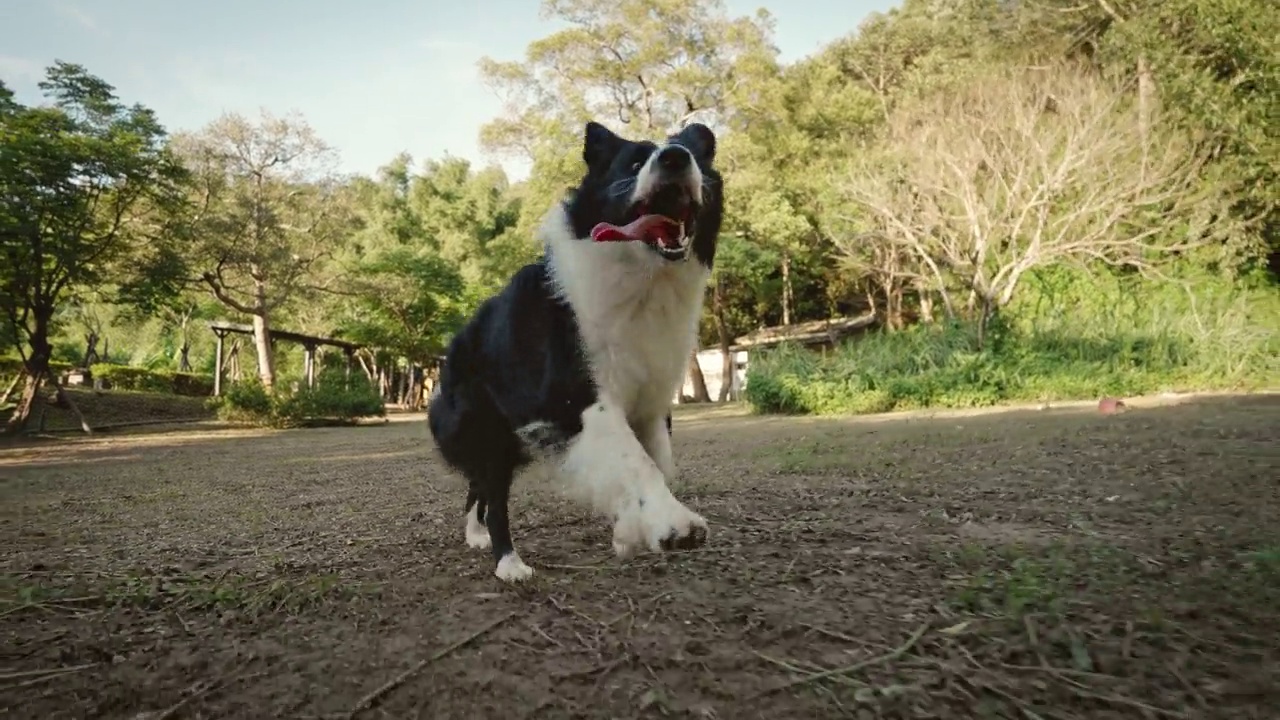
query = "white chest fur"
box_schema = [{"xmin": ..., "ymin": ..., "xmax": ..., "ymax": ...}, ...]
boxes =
[{"xmin": 543, "ymin": 211, "xmax": 708, "ymax": 425}]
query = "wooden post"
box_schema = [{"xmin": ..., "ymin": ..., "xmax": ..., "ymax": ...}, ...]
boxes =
[{"xmin": 213, "ymin": 330, "xmax": 226, "ymax": 397}]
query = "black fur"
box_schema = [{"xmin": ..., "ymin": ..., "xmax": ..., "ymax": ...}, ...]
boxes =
[{"xmin": 427, "ymin": 120, "xmax": 722, "ymax": 575}]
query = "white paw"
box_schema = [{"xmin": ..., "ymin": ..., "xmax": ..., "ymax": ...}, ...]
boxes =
[
  {"xmin": 465, "ymin": 511, "xmax": 491, "ymax": 550},
  {"xmin": 466, "ymin": 529, "xmax": 492, "ymax": 550},
  {"xmin": 612, "ymin": 495, "xmax": 709, "ymax": 558},
  {"xmin": 495, "ymin": 553, "xmax": 535, "ymax": 582}
]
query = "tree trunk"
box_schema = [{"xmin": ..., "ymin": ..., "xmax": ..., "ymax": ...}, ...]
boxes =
[
  {"xmin": 888, "ymin": 285, "xmax": 905, "ymax": 331},
  {"xmin": 4, "ymin": 368, "xmax": 45, "ymax": 435},
  {"xmin": 781, "ymin": 252, "xmax": 793, "ymax": 326},
  {"xmin": 357, "ymin": 351, "xmax": 375, "ymax": 381},
  {"xmin": 228, "ymin": 340, "xmax": 242, "ymax": 381},
  {"xmin": 5, "ymin": 313, "xmax": 55, "ymax": 435},
  {"xmin": 713, "ymin": 278, "xmax": 734, "ymax": 402},
  {"xmin": 178, "ymin": 316, "xmax": 193, "ymax": 372},
  {"xmin": 686, "ymin": 350, "xmax": 711, "ymax": 403},
  {"xmin": 975, "ymin": 298, "xmax": 995, "ymax": 351},
  {"xmin": 83, "ymin": 332, "xmax": 100, "ymax": 367},
  {"xmin": 1137, "ymin": 53, "xmax": 1155, "ymax": 173},
  {"xmin": 919, "ymin": 289, "xmax": 935, "ymax": 324},
  {"xmin": 51, "ymin": 374, "xmax": 92, "ymax": 435},
  {"xmin": 378, "ymin": 366, "xmax": 391, "ymax": 400},
  {"xmin": 251, "ymin": 280, "xmax": 276, "ymax": 388},
  {"xmin": 408, "ymin": 365, "xmax": 424, "ymax": 410},
  {"xmin": 251, "ymin": 312, "xmax": 275, "ymax": 389},
  {"xmin": 1, "ymin": 371, "xmax": 23, "ymax": 406}
]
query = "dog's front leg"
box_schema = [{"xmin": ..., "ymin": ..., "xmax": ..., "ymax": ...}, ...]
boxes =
[{"xmin": 561, "ymin": 400, "xmax": 707, "ymax": 558}]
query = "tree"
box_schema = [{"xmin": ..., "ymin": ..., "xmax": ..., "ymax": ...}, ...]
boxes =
[
  {"xmin": 339, "ymin": 247, "xmax": 467, "ymax": 406},
  {"xmin": 0, "ymin": 63, "xmax": 184, "ymax": 433},
  {"xmin": 172, "ymin": 111, "xmax": 355, "ymax": 389},
  {"xmin": 837, "ymin": 63, "xmax": 1218, "ymax": 347},
  {"xmin": 479, "ymin": 0, "xmax": 777, "ymax": 157},
  {"xmin": 325, "ymin": 153, "xmax": 522, "ymax": 402},
  {"xmin": 408, "ymin": 156, "xmax": 525, "ymax": 301}
]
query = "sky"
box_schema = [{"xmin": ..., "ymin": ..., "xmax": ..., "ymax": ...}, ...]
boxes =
[{"xmin": 0, "ymin": 0, "xmax": 897, "ymax": 181}]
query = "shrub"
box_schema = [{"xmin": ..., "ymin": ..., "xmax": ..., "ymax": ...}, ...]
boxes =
[
  {"xmin": 89, "ymin": 363, "xmax": 215, "ymax": 397},
  {"xmin": 212, "ymin": 371, "xmax": 385, "ymax": 427}
]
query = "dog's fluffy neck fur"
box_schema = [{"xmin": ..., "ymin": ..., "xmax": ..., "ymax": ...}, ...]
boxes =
[{"xmin": 541, "ymin": 206, "xmax": 709, "ymax": 424}]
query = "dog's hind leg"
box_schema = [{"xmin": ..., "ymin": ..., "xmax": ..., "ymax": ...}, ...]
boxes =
[
  {"xmin": 463, "ymin": 487, "xmax": 490, "ymax": 550},
  {"xmin": 482, "ymin": 470, "xmax": 533, "ymax": 582}
]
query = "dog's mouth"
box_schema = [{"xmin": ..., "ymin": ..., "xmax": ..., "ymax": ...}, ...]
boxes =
[{"xmin": 590, "ymin": 186, "xmax": 698, "ymax": 260}]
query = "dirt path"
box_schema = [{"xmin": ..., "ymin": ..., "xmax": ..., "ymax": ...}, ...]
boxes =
[{"xmin": 2, "ymin": 395, "xmax": 1277, "ymax": 719}]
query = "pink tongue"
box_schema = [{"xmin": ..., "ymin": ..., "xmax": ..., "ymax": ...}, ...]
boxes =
[{"xmin": 590, "ymin": 214, "xmax": 678, "ymax": 246}]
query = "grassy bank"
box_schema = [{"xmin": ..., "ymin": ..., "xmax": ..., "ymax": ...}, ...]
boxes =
[{"xmin": 745, "ymin": 271, "xmax": 1280, "ymax": 416}]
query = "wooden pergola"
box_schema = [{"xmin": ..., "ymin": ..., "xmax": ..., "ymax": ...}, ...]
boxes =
[{"xmin": 208, "ymin": 321, "xmax": 363, "ymax": 396}]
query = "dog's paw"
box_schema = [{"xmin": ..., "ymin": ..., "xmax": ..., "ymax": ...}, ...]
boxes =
[
  {"xmin": 613, "ymin": 497, "xmax": 709, "ymax": 558},
  {"xmin": 465, "ymin": 513, "xmax": 492, "ymax": 550},
  {"xmin": 466, "ymin": 529, "xmax": 492, "ymax": 550},
  {"xmin": 495, "ymin": 553, "xmax": 535, "ymax": 582},
  {"xmin": 659, "ymin": 513, "xmax": 709, "ymax": 551}
]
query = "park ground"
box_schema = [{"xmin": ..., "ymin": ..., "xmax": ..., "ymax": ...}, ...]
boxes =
[{"xmin": 2, "ymin": 394, "xmax": 1278, "ymax": 719}]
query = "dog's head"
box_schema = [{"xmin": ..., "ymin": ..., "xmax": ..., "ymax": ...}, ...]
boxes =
[{"xmin": 563, "ymin": 121, "xmax": 723, "ymax": 269}]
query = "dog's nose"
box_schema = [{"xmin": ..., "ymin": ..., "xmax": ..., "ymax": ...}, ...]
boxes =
[{"xmin": 657, "ymin": 146, "xmax": 691, "ymax": 172}]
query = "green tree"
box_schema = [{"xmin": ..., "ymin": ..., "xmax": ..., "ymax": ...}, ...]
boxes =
[
  {"xmin": 478, "ymin": 0, "xmax": 777, "ymax": 236},
  {"xmin": 0, "ymin": 62, "xmax": 185, "ymax": 433},
  {"xmin": 409, "ymin": 156, "xmax": 525, "ymax": 303},
  {"xmin": 171, "ymin": 111, "xmax": 356, "ymax": 389},
  {"xmin": 340, "ymin": 247, "xmax": 466, "ymax": 392}
]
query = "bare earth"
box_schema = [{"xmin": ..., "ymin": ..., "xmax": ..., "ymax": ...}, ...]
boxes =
[{"xmin": 2, "ymin": 395, "xmax": 1278, "ymax": 719}]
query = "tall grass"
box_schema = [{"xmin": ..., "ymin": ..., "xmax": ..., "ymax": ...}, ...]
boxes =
[{"xmin": 744, "ymin": 269, "xmax": 1280, "ymax": 415}]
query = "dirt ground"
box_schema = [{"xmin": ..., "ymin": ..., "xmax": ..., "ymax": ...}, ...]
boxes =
[{"xmin": 2, "ymin": 394, "xmax": 1278, "ymax": 720}]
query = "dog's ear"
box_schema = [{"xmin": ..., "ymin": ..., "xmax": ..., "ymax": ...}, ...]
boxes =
[
  {"xmin": 673, "ymin": 122, "xmax": 716, "ymax": 163},
  {"xmin": 583, "ymin": 121, "xmax": 622, "ymax": 168}
]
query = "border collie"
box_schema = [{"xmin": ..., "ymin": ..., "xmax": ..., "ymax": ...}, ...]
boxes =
[{"xmin": 427, "ymin": 120, "xmax": 723, "ymax": 582}]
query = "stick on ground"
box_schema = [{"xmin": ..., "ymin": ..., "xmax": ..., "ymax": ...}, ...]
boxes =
[
  {"xmin": 753, "ymin": 620, "xmax": 932, "ymax": 698},
  {"xmin": 347, "ymin": 611, "xmax": 516, "ymax": 719}
]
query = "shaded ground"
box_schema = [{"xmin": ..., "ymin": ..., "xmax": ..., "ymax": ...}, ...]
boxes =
[{"xmin": 2, "ymin": 394, "xmax": 1278, "ymax": 719}]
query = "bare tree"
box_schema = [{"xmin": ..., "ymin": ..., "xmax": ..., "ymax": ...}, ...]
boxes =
[
  {"xmin": 836, "ymin": 62, "xmax": 1217, "ymax": 347},
  {"xmin": 837, "ymin": 231, "xmax": 921, "ymax": 330}
]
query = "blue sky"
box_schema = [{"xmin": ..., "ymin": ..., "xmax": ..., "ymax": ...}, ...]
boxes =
[{"xmin": 1, "ymin": 0, "xmax": 896, "ymax": 180}]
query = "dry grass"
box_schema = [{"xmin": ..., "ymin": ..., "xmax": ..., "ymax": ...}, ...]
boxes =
[{"xmin": 1, "ymin": 395, "xmax": 1277, "ymax": 719}]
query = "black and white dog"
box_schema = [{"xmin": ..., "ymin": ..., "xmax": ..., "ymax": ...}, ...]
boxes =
[{"xmin": 427, "ymin": 120, "xmax": 722, "ymax": 582}]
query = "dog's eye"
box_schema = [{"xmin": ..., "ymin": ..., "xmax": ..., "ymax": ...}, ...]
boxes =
[{"xmin": 630, "ymin": 161, "xmax": 643, "ymax": 173}]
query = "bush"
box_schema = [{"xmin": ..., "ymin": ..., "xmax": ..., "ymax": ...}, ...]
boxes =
[
  {"xmin": 745, "ymin": 271, "xmax": 1280, "ymax": 416},
  {"xmin": 212, "ymin": 371, "xmax": 386, "ymax": 427},
  {"xmin": 89, "ymin": 363, "xmax": 214, "ymax": 397}
]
